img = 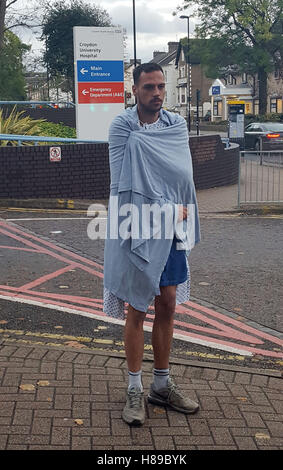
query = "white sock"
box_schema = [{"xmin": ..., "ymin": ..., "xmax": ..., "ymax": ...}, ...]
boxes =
[
  {"xmin": 128, "ymin": 370, "xmax": 143, "ymax": 391},
  {"xmin": 153, "ymin": 368, "xmax": 170, "ymax": 391}
]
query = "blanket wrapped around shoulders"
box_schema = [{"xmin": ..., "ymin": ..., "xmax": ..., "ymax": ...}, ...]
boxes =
[{"xmin": 103, "ymin": 106, "xmax": 200, "ymax": 314}]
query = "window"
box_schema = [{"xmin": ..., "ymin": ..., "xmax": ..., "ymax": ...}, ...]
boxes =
[
  {"xmin": 274, "ymin": 69, "xmax": 280, "ymax": 79},
  {"xmin": 180, "ymin": 66, "xmax": 186, "ymax": 78},
  {"xmin": 242, "ymin": 73, "xmax": 247, "ymax": 84},
  {"xmin": 181, "ymin": 94, "xmax": 186, "ymax": 103},
  {"xmin": 213, "ymin": 101, "xmax": 220, "ymax": 116},
  {"xmin": 270, "ymin": 98, "xmax": 277, "ymax": 113}
]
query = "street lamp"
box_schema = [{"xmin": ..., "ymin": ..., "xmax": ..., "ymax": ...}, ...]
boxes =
[
  {"xmin": 180, "ymin": 15, "xmax": 191, "ymax": 132},
  {"xmin": 133, "ymin": 0, "xmax": 137, "ymax": 67}
]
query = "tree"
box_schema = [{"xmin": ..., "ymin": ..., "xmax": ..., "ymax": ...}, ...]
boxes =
[
  {"xmin": 0, "ymin": 0, "xmax": 42, "ymax": 51},
  {"xmin": 0, "ymin": 30, "xmax": 30, "ymax": 99},
  {"xmin": 41, "ymin": 0, "xmax": 112, "ymax": 101},
  {"xmin": 176, "ymin": 0, "xmax": 283, "ymax": 114}
]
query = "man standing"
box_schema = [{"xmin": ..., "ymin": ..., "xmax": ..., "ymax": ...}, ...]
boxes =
[{"xmin": 103, "ymin": 63, "xmax": 200, "ymax": 426}]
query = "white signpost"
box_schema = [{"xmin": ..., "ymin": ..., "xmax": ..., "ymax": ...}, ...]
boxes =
[{"xmin": 73, "ymin": 27, "xmax": 125, "ymax": 141}]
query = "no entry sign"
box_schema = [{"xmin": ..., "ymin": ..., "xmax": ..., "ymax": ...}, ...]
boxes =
[{"xmin": 73, "ymin": 27, "xmax": 125, "ymax": 141}]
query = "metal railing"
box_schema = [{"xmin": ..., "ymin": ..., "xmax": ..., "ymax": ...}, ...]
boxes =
[
  {"xmin": 238, "ymin": 150, "xmax": 283, "ymax": 207},
  {"xmin": 0, "ymin": 100, "xmax": 75, "ymax": 107},
  {"xmin": 0, "ymin": 134, "xmax": 106, "ymax": 146}
]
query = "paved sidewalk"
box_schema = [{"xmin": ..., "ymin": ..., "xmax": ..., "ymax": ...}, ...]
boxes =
[{"xmin": 0, "ymin": 341, "xmax": 282, "ymax": 451}]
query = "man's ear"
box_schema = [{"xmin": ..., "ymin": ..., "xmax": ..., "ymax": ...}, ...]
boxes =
[{"xmin": 132, "ymin": 84, "xmax": 137, "ymax": 97}]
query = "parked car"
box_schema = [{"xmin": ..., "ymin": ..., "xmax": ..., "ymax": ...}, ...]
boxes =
[{"xmin": 244, "ymin": 122, "xmax": 283, "ymax": 151}]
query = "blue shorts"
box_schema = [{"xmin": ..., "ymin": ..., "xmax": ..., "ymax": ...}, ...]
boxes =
[{"xmin": 159, "ymin": 237, "xmax": 187, "ymax": 287}]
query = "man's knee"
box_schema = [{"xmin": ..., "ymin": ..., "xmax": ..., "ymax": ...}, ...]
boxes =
[
  {"xmin": 126, "ymin": 305, "xmax": 146, "ymax": 327},
  {"xmin": 155, "ymin": 286, "xmax": 177, "ymax": 316}
]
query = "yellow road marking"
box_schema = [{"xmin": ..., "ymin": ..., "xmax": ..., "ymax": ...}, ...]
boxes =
[{"xmin": 1, "ymin": 328, "xmax": 282, "ymax": 367}]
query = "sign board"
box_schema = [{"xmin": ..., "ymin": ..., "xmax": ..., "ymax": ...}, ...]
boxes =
[
  {"xmin": 228, "ymin": 102, "xmax": 245, "ymax": 140},
  {"xmin": 49, "ymin": 147, "xmax": 61, "ymax": 162},
  {"xmin": 73, "ymin": 27, "xmax": 125, "ymax": 141},
  {"xmin": 212, "ymin": 86, "xmax": 220, "ymax": 95}
]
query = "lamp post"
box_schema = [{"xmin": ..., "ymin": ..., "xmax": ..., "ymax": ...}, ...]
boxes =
[
  {"xmin": 133, "ymin": 0, "xmax": 137, "ymax": 67},
  {"xmin": 180, "ymin": 15, "xmax": 191, "ymax": 132}
]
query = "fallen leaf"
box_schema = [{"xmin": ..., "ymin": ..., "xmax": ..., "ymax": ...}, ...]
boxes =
[
  {"xmin": 19, "ymin": 384, "xmax": 35, "ymax": 391},
  {"xmin": 47, "ymin": 398, "xmax": 52, "ymax": 402},
  {"xmin": 64, "ymin": 341, "xmax": 87, "ymax": 349},
  {"xmin": 37, "ymin": 380, "xmax": 50, "ymax": 387},
  {"xmin": 74, "ymin": 419, "xmax": 84, "ymax": 426},
  {"xmin": 54, "ymin": 325, "xmax": 63, "ymax": 329},
  {"xmin": 236, "ymin": 397, "xmax": 248, "ymax": 402},
  {"xmin": 153, "ymin": 407, "xmax": 166, "ymax": 415},
  {"xmin": 255, "ymin": 433, "xmax": 270, "ymax": 440},
  {"xmin": 59, "ymin": 285, "xmax": 69, "ymax": 289},
  {"xmin": 234, "ymin": 308, "xmax": 243, "ymax": 312},
  {"xmin": 0, "ymin": 320, "xmax": 8, "ymax": 324}
]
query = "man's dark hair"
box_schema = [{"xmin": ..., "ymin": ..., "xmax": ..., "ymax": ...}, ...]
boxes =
[{"xmin": 133, "ymin": 62, "xmax": 164, "ymax": 84}]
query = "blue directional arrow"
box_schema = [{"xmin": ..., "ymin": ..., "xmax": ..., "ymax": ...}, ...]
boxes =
[{"xmin": 77, "ymin": 60, "xmax": 124, "ymax": 82}]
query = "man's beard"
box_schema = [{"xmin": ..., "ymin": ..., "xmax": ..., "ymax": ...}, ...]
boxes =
[{"xmin": 140, "ymin": 100, "xmax": 163, "ymax": 114}]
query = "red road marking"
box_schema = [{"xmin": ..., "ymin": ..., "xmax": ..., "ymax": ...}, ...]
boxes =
[
  {"xmin": 180, "ymin": 302, "xmax": 283, "ymax": 347},
  {"xmin": 0, "ymin": 285, "xmax": 103, "ymax": 308},
  {"xmin": 145, "ymin": 312, "xmax": 263, "ymax": 344},
  {"xmin": 0, "ymin": 220, "xmax": 282, "ymax": 359},
  {"xmin": 0, "ymin": 288, "xmax": 107, "ymax": 317},
  {"xmin": 19, "ymin": 264, "xmax": 77, "ymax": 291},
  {"xmin": 0, "ymin": 226, "xmax": 103, "ymax": 279},
  {"xmin": 0, "ymin": 221, "xmax": 103, "ymax": 270},
  {"xmin": 0, "ymin": 245, "xmax": 38, "ymax": 253}
]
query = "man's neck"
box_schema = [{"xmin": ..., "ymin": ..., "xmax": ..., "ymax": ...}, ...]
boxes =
[{"xmin": 137, "ymin": 107, "xmax": 160, "ymax": 125}]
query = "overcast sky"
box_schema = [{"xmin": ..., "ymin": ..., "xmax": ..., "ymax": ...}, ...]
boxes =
[{"xmin": 15, "ymin": 0, "xmax": 196, "ymax": 63}]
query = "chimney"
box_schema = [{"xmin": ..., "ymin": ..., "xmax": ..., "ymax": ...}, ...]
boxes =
[
  {"xmin": 153, "ymin": 51, "xmax": 163, "ymax": 59},
  {"xmin": 130, "ymin": 59, "xmax": 141, "ymax": 66},
  {"xmin": 168, "ymin": 42, "xmax": 179, "ymax": 53}
]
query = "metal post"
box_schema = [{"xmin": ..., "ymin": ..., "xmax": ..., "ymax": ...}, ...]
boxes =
[
  {"xmin": 188, "ymin": 21, "xmax": 191, "ymax": 133},
  {"xmin": 133, "ymin": 0, "xmax": 137, "ymax": 67},
  {"xmin": 180, "ymin": 16, "xmax": 191, "ymax": 132},
  {"xmin": 196, "ymin": 89, "xmax": 200, "ymax": 136}
]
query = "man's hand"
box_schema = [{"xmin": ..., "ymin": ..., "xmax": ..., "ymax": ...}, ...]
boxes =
[{"xmin": 178, "ymin": 205, "xmax": 188, "ymax": 222}]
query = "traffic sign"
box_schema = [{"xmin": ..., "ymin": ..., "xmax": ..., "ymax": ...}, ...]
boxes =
[
  {"xmin": 49, "ymin": 147, "xmax": 61, "ymax": 162},
  {"xmin": 212, "ymin": 86, "xmax": 220, "ymax": 95},
  {"xmin": 77, "ymin": 60, "xmax": 124, "ymax": 82},
  {"xmin": 78, "ymin": 82, "xmax": 124, "ymax": 104},
  {"xmin": 73, "ymin": 27, "xmax": 125, "ymax": 141}
]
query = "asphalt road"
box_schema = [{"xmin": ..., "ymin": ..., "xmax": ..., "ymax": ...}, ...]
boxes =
[{"xmin": 0, "ymin": 208, "xmax": 282, "ymax": 370}]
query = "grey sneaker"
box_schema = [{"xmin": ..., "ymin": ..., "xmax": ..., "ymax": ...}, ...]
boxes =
[
  {"xmin": 122, "ymin": 387, "xmax": 145, "ymax": 426},
  {"xmin": 148, "ymin": 378, "xmax": 199, "ymax": 414}
]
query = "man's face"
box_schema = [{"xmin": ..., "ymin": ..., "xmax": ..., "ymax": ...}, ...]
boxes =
[{"xmin": 132, "ymin": 70, "xmax": 165, "ymax": 114}]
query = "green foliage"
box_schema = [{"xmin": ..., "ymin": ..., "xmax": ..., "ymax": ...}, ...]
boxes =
[
  {"xmin": 178, "ymin": 0, "xmax": 283, "ymax": 113},
  {"xmin": 37, "ymin": 121, "xmax": 76, "ymax": 138},
  {"xmin": 245, "ymin": 113, "xmax": 283, "ymax": 125},
  {"xmin": 0, "ymin": 31, "xmax": 30, "ymax": 100},
  {"xmin": 0, "ymin": 106, "xmax": 46, "ymax": 146},
  {"xmin": 41, "ymin": 0, "xmax": 112, "ymax": 99}
]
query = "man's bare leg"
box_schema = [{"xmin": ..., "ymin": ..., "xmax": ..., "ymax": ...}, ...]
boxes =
[
  {"xmin": 148, "ymin": 285, "xmax": 200, "ymax": 415},
  {"xmin": 152, "ymin": 285, "xmax": 177, "ymax": 369},
  {"xmin": 124, "ymin": 304, "xmax": 146, "ymax": 372},
  {"xmin": 122, "ymin": 304, "xmax": 146, "ymax": 425}
]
